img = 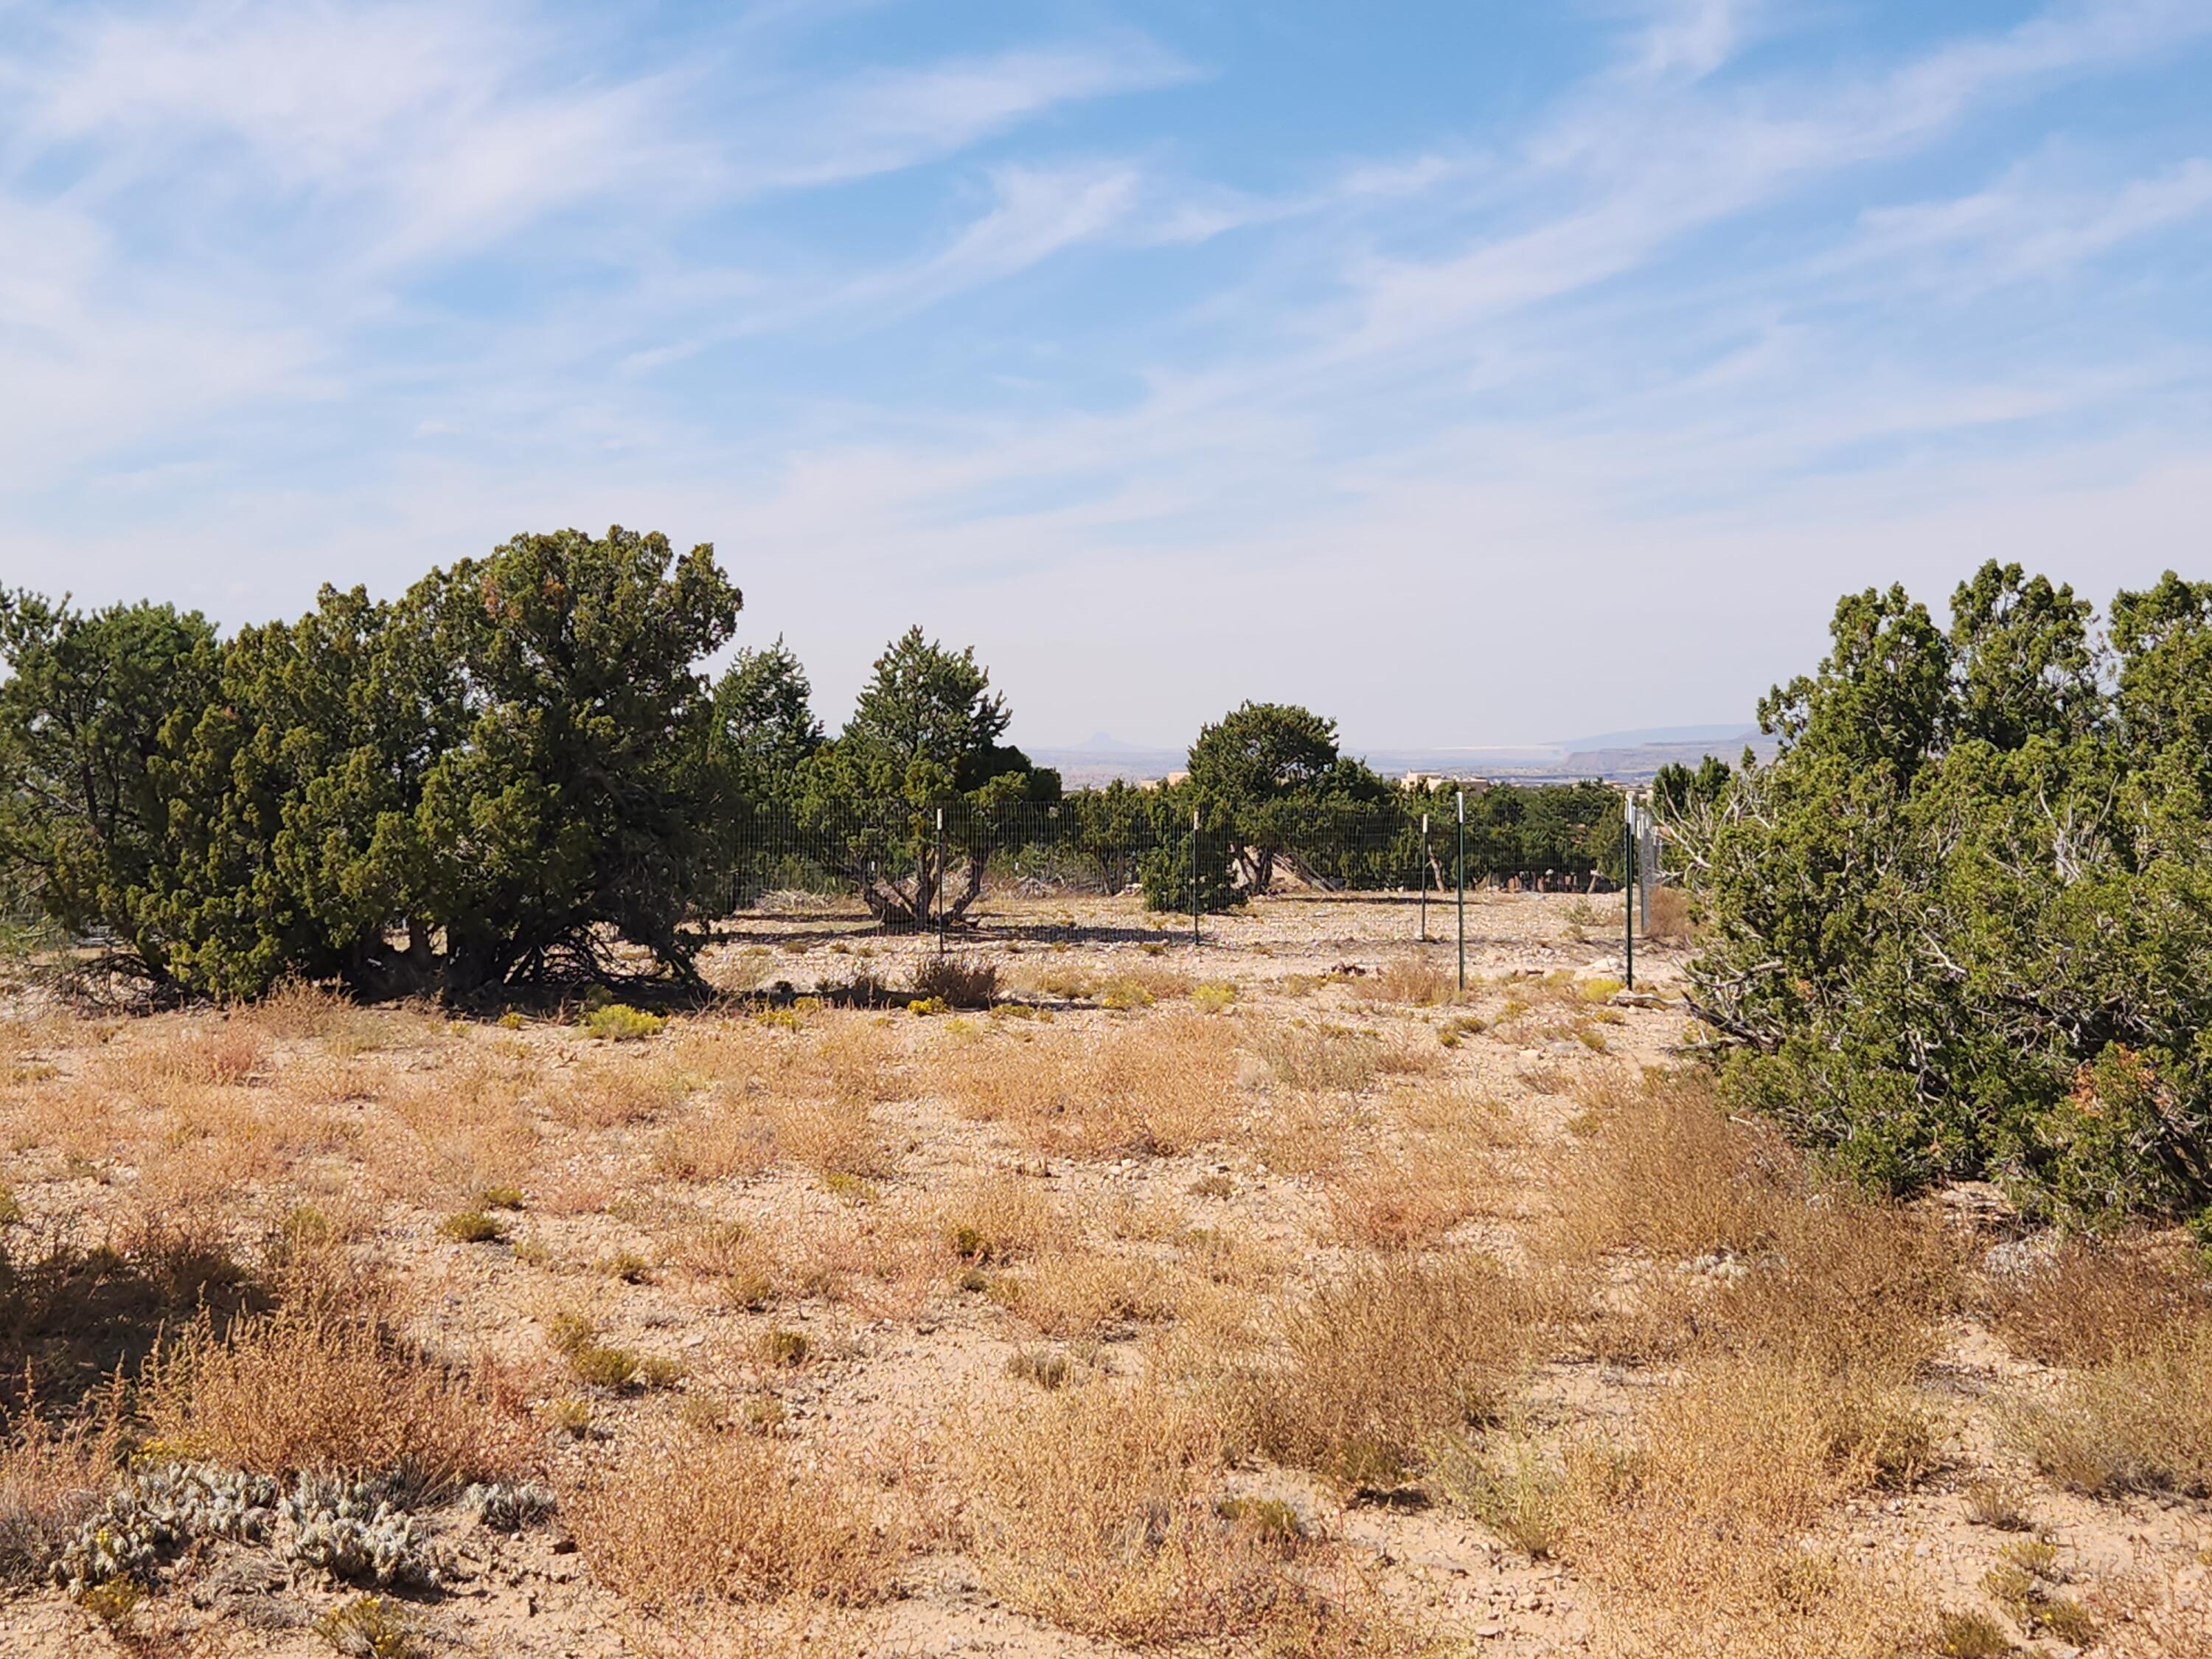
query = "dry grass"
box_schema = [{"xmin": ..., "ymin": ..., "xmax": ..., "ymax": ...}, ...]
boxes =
[
  {"xmin": 571, "ymin": 1425, "xmax": 909, "ymax": 1608},
  {"xmin": 0, "ymin": 1211, "xmax": 260, "ymax": 1413},
  {"xmin": 1101, "ymin": 961, "xmax": 1195, "ymax": 1003},
  {"xmin": 1563, "ymin": 1349, "xmax": 1940, "ymax": 1658},
  {"xmin": 549, "ymin": 1055, "xmax": 692, "ymax": 1128},
  {"xmin": 1986, "ymin": 1232, "xmax": 2211, "ymax": 1364},
  {"xmin": 1534, "ymin": 1067, "xmax": 1964, "ymax": 1655},
  {"xmin": 656, "ymin": 1099, "xmax": 779, "ymax": 1183},
  {"xmin": 1324, "ymin": 1083, "xmax": 1509, "ymax": 1248},
  {"xmin": 1000, "ymin": 959, "xmax": 1093, "ymax": 1001},
  {"xmin": 764, "ymin": 1093, "xmax": 891, "ymax": 1180},
  {"xmin": 1537, "ymin": 1065, "xmax": 1958, "ymax": 1493},
  {"xmin": 659, "ymin": 1205, "xmax": 947, "ymax": 1320},
  {"xmin": 1548, "ymin": 1065, "xmax": 1799, "ymax": 1264},
  {"xmin": 1239, "ymin": 1251, "xmax": 1531, "ymax": 1492},
  {"xmin": 104, "ymin": 1019, "xmax": 268, "ymax": 1093},
  {"xmin": 5, "ymin": 904, "xmax": 2207, "ymax": 1654},
  {"xmin": 1243, "ymin": 1020, "xmax": 1443, "ymax": 1095},
  {"xmin": 933, "ymin": 1170, "xmax": 1068, "ymax": 1265},
  {"xmin": 934, "ymin": 1012, "xmax": 1245, "ymax": 1158},
  {"xmin": 246, "ymin": 980, "xmax": 391, "ymax": 1051},
  {"xmin": 133, "ymin": 1082, "xmax": 358, "ymax": 1207},
  {"xmin": 1358, "ymin": 956, "xmax": 1455, "ymax": 1006},
  {"xmin": 957, "ymin": 1379, "xmax": 1425, "ymax": 1654},
  {"xmin": 912, "ymin": 956, "xmax": 998, "ymax": 1008},
  {"xmin": 139, "ymin": 1307, "xmax": 538, "ymax": 1499},
  {"xmin": 673, "ymin": 1018, "xmax": 906, "ymax": 1107},
  {"xmin": 2008, "ymin": 1318, "xmax": 2212, "ymax": 1497},
  {"xmin": 0, "ymin": 1072, "xmax": 126, "ymax": 1164},
  {"xmin": 1325, "ymin": 1143, "xmax": 1489, "ymax": 1251},
  {"xmin": 1641, "ymin": 884, "xmax": 1693, "ymax": 945},
  {"xmin": 992, "ymin": 1247, "xmax": 1183, "ymax": 1338},
  {"xmin": 659, "ymin": 1219, "xmax": 776, "ymax": 1307},
  {"xmin": 653, "ymin": 1023, "xmax": 909, "ymax": 1183},
  {"xmin": 0, "ymin": 1394, "xmax": 125, "ymax": 1582},
  {"xmin": 378, "ymin": 1049, "xmax": 541, "ymax": 1200},
  {"xmin": 1707, "ymin": 1196, "xmax": 1961, "ymax": 1383},
  {"xmin": 2083, "ymin": 1571, "xmax": 2212, "ymax": 1659}
]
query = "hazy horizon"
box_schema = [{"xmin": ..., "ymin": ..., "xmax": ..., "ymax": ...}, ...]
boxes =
[
  {"xmin": 3, "ymin": 1, "xmax": 2207, "ymax": 748},
  {"xmin": 1026, "ymin": 722, "xmax": 1762, "ymax": 759}
]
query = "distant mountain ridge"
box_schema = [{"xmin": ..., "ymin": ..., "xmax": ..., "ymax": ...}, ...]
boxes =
[
  {"xmin": 1545, "ymin": 723, "xmax": 1758, "ymax": 753},
  {"xmin": 1030, "ymin": 723, "xmax": 1770, "ymax": 787}
]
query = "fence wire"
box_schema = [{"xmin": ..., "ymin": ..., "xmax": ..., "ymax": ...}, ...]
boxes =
[{"xmin": 710, "ymin": 794, "xmax": 1626, "ymax": 925}]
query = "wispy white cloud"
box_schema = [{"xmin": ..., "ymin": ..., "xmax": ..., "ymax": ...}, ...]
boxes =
[
  {"xmin": 1348, "ymin": 0, "xmax": 2212, "ymax": 362},
  {"xmin": 727, "ymin": 42, "xmax": 1194, "ymax": 193},
  {"xmin": 1615, "ymin": 0, "xmax": 1774, "ymax": 83},
  {"xmin": 0, "ymin": 0, "xmax": 2205, "ymax": 746},
  {"xmin": 13, "ymin": 4, "xmax": 1183, "ymax": 268},
  {"xmin": 1851, "ymin": 156, "xmax": 2212, "ymax": 287}
]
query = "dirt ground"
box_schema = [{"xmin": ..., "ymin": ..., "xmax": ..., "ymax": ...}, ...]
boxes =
[{"xmin": 0, "ymin": 891, "xmax": 2205, "ymax": 1657}]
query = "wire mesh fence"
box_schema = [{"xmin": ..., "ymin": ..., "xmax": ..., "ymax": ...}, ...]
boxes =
[{"xmin": 709, "ymin": 790, "xmax": 1629, "ymax": 931}]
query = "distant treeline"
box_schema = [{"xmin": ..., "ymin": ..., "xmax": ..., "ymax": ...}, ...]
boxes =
[{"xmin": 0, "ymin": 528, "xmax": 1624, "ymax": 1001}]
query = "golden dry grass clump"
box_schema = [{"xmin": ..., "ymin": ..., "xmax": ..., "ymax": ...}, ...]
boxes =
[
  {"xmin": 1242, "ymin": 1018, "xmax": 1442, "ymax": 1096},
  {"xmin": 934, "ymin": 1011, "xmax": 1245, "ymax": 1158},
  {"xmin": 547, "ymin": 1052, "xmax": 692, "ymax": 1129},
  {"xmin": 1983, "ymin": 1233, "xmax": 2212, "ymax": 1498},
  {"xmin": 0, "ymin": 1399, "xmax": 125, "ymax": 1583},
  {"xmin": 655, "ymin": 1018, "xmax": 904, "ymax": 1182},
  {"xmin": 139, "ymin": 1307, "xmax": 538, "ymax": 1499},
  {"xmin": 990, "ymin": 1247, "xmax": 1184, "ymax": 1338},
  {"xmin": 1357, "ymin": 955, "xmax": 1456, "ymax": 1006},
  {"xmin": 102, "ymin": 1018, "xmax": 268, "ymax": 1094},
  {"xmin": 1560, "ymin": 1351, "xmax": 1941, "ymax": 1658},
  {"xmin": 956, "ymin": 1380, "xmax": 1426, "ymax": 1655},
  {"xmin": 375, "ymin": 1046, "xmax": 543, "ymax": 1201},
  {"xmin": 1548, "ymin": 1064, "xmax": 1800, "ymax": 1265},
  {"xmin": 2008, "ymin": 1318, "xmax": 2212, "ymax": 1498},
  {"xmin": 1986, "ymin": 1233, "xmax": 2212, "ymax": 1365},
  {"xmin": 1641, "ymin": 884, "xmax": 1693, "ymax": 945},
  {"xmin": 571, "ymin": 1425, "xmax": 911, "ymax": 1610},
  {"xmin": 933, "ymin": 1168, "xmax": 1069, "ymax": 1265},
  {"xmin": 1324, "ymin": 1082, "xmax": 1511, "ymax": 1249},
  {"xmin": 1239, "ymin": 1251, "xmax": 1532, "ymax": 1493}
]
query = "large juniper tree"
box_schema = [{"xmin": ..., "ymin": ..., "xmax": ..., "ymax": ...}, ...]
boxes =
[
  {"xmin": 1679, "ymin": 560, "xmax": 2212, "ymax": 1227},
  {"xmin": 0, "ymin": 527, "xmax": 743, "ymax": 998},
  {"xmin": 797, "ymin": 627, "xmax": 1057, "ymax": 925}
]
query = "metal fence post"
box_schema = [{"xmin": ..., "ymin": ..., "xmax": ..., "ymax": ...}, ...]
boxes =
[
  {"xmin": 1638, "ymin": 802, "xmax": 1652, "ymax": 936},
  {"xmin": 1190, "ymin": 808, "xmax": 1200, "ymax": 947},
  {"xmin": 936, "ymin": 807, "xmax": 947, "ymax": 954},
  {"xmin": 1623, "ymin": 806, "xmax": 1635, "ymax": 992},
  {"xmin": 1455, "ymin": 790, "xmax": 1466, "ymax": 994},
  {"xmin": 1419, "ymin": 813, "xmax": 1430, "ymax": 942}
]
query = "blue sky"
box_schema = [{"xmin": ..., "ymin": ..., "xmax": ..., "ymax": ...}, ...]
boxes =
[{"xmin": 1, "ymin": 1, "xmax": 2208, "ymax": 750}]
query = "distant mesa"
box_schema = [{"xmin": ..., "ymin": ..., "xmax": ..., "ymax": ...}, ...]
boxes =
[
  {"xmin": 1075, "ymin": 731, "xmax": 1152, "ymax": 754},
  {"xmin": 1363, "ymin": 725, "xmax": 1770, "ymax": 785}
]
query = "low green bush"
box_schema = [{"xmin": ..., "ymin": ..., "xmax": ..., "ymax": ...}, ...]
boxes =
[{"xmin": 580, "ymin": 1003, "xmax": 665, "ymax": 1042}]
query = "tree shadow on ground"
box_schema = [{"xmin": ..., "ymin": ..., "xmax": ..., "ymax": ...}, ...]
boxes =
[{"xmin": 0, "ymin": 1219, "xmax": 265, "ymax": 1419}]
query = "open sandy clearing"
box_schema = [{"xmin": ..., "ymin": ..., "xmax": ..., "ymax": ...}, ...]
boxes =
[{"xmin": 0, "ymin": 893, "xmax": 2205, "ymax": 1658}]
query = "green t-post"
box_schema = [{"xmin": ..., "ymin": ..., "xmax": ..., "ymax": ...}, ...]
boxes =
[
  {"xmin": 1419, "ymin": 813, "xmax": 1430, "ymax": 942},
  {"xmin": 1455, "ymin": 790, "xmax": 1466, "ymax": 994},
  {"xmin": 1623, "ymin": 810, "xmax": 1635, "ymax": 992}
]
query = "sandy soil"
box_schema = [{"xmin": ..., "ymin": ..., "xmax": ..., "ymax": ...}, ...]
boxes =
[{"xmin": 1, "ymin": 891, "xmax": 2205, "ymax": 1657}]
